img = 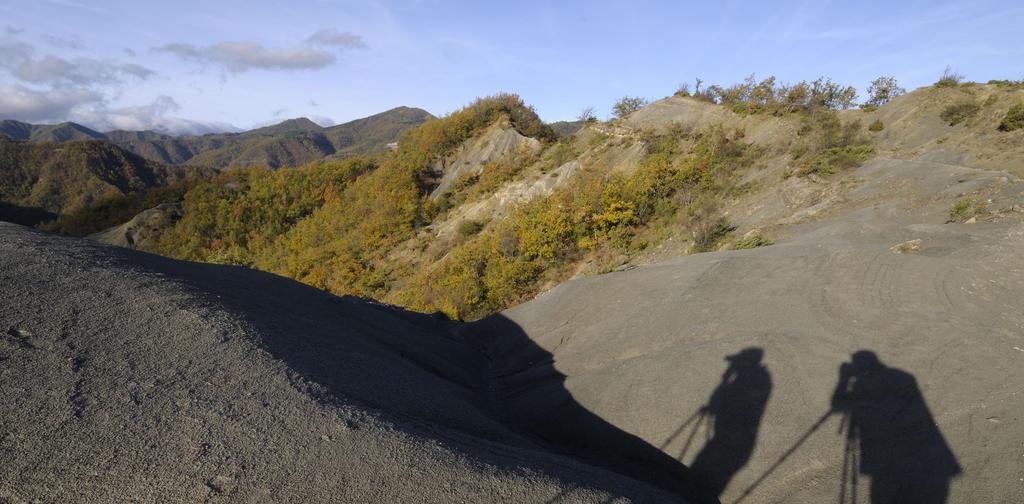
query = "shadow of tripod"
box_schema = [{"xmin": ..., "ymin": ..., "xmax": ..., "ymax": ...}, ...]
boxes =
[
  {"xmin": 737, "ymin": 351, "xmax": 961, "ymax": 504},
  {"xmin": 830, "ymin": 351, "xmax": 960, "ymax": 504},
  {"xmin": 837, "ymin": 413, "xmax": 860, "ymax": 504},
  {"xmin": 660, "ymin": 405, "xmax": 709, "ymax": 461},
  {"xmin": 664, "ymin": 348, "xmax": 771, "ymax": 499}
]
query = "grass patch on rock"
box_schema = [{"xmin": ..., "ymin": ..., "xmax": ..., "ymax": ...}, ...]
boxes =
[
  {"xmin": 998, "ymin": 103, "xmax": 1024, "ymax": 132},
  {"xmin": 940, "ymin": 102, "xmax": 980, "ymax": 126}
]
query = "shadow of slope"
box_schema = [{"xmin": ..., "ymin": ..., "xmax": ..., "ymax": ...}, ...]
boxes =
[
  {"xmin": 119, "ymin": 245, "xmax": 522, "ymax": 447},
  {"xmin": 0, "ymin": 201, "xmax": 57, "ymax": 227},
  {"xmin": 465, "ymin": 315, "xmax": 721, "ymax": 504},
  {"xmin": 0, "ymin": 224, "xmax": 695, "ymax": 502}
]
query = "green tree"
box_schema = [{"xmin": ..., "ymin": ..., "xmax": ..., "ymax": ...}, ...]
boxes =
[
  {"xmin": 577, "ymin": 106, "xmax": 597, "ymax": 123},
  {"xmin": 809, "ymin": 78, "xmax": 858, "ymax": 110},
  {"xmin": 865, "ymin": 76, "xmax": 906, "ymax": 108},
  {"xmin": 612, "ymin": 96, "xmax": 648, "ymax": 118}
]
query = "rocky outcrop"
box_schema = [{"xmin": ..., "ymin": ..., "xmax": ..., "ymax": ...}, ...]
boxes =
[
  {"xmin": 89, "ymin": 202, "xmax": 184, "ymax": 249},
  {"xmin": 429, "ymin": 119, "xmax": 543, "ymax": 199}
]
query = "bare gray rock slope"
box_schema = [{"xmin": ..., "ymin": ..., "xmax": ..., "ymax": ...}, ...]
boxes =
[
  {"xmin": 428, "ymin": 119, "xmax": 543, "ymax": 199},
  {"xmin": 0, "ymin": 223, "xmax": 697, "ymax": 503},
  {"xmin": 470, "ymin": 157, "xmax": 1024, "ymax": 503},
  {"xmin": 4, "ymin": 157, "xmax": 1023, "ymax": 503}
]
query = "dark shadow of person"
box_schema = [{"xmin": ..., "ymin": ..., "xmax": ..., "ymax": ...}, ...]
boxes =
[
  {"xmin": 470, "ymin": 315, "xmax": 721, "ymax": 504},
  {"xmin": 686, "ymin": 347, "xmax": 772, "ymax": 498},
  {"xmin": 831, "ymin": 350, "xmax": 961, "ymax": 504}
]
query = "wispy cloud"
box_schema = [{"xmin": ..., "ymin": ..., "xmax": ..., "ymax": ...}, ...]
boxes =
[
  {"xmin": 15, "ymin": 55, "xmax": 154, "ymax": 86},
  {"xmin": 153, "ymin": 29, "xmax": 365, "ymax": 75},
  {"xmin": 40, "ymin": 33, "xmax": 83, "ymax": 50},
  {"xmin": 0, "ymin": 37, "xmax": 156, "ymax": 126},
  {"xmin": 1, "ymin": 39, "xmax": 153, "ymax": 87},
  {"xmin": 305, "ymin": 29, "xmax": 366, "ymax": 48},
  {"xmin": 0, "ymin": 40, "xmax": 34, "ymax": 68},
  {"xmin": 154, "ymin": 41, "xmax": 335, "ymax": 73},
  {"xmin": 1, "ymin": 29, "xmax": 325, "ymax": 133},
  {"xmin": 41, "ymin": 0, "xmax": 105, "ymax": 12}
]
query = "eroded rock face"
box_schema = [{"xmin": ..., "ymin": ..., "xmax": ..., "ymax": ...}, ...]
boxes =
[{"xmin": 428, "ymin": 119, "xmax": 542, "ymax": 199}]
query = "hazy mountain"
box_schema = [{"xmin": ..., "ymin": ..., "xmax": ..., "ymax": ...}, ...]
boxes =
[
  {"xmin": 0, "ymin": 120, "xmax": 106, "ymax": 143},
  {"xmin": 0, "ymin": 120, "xmax": 33, "ymax": 140},
  {"xmin": 241, "ymin": 117, "xmax": 324, "ymax": 137},
  {"xmin": 101, "ymin": 129, "xmax": 227, "ymax": 165},
  {"xmin": 322, "ymin": 105, "xmax": 437, "ymax": 158},
  {"xmin": 1, "ymin": 107, "xmax": 435, "ymax": 169}
]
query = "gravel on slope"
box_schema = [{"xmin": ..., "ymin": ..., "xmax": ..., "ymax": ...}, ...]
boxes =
[
  {"xmin": 0, "ymin": 223, "xmax": 688, "ymax": 503},
  {"xmin": 474, "ymin": 158, "xmax": 1024, "ymax": 503}
]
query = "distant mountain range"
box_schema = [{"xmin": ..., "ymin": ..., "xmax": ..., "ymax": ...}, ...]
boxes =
[
  {"xmin": 0, "ymin": 104, "xmax": 584, "ymax": 230},
  {"xmin": 0, "ymin": 106, "xmax": 434, "ymax": 170},
  {"xmin": 0, "ymin": 120, "xmax": 107, "ymax": 143}
]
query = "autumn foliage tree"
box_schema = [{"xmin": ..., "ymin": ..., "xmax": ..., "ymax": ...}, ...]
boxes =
[{"xmin": 864, "ymin": 76, "xmax": 906, "ymax": 108}]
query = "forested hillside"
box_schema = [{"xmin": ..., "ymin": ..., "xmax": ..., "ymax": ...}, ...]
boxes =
[
  {"xmin": 0, "ymin": 137, "xmax": 208, "ymax": 229},
  {"xmin": 18, "ymin": 78, "xmax": 1024, "ymax": 322}
]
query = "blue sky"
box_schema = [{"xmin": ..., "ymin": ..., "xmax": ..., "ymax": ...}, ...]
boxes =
[{"xmin": 0, "ymin": 0, "xmax": 1022, "ymax": 134}]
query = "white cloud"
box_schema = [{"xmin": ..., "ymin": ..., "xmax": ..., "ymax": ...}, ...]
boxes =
[
  {"xmin": 306, "ymin": 29, "xmax": 366, "ymax": 48},
  {"xmin": 0, "ymin": 38, "xmax": 217, "ymax": 135},
  {"xmin": 0, "ymin": 86, "xmax": 236, "ymax": 135},
  {"xmin": 155, "ymin": 41, "xmax": 336, "ymax": 73},
  {"xmin": 70, "ymin": 95, "xmax": 239, "ymax": 135},
  {"xmin": 0, "ymin": 83, "xmax": 100, "ymax": 122},
  {"xmin": 0, "ymin": 32, "xmax": 348, "ymax": 134}
]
